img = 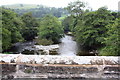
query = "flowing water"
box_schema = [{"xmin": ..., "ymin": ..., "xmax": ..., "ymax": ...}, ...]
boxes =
[
  {"xmin": 58, "ymin": 35, "xmax": 78, "ymax": 56},
  {"xmin": 6, "ymin": 35, "xmax": 78, "ymax": 56}
]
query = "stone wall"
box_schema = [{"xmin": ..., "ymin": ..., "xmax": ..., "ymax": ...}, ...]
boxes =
[
  {"xmin": 0, "ymin": 54, "xmax": 119, "ymax": 79},
  {"xmin": 0, "ymin": 54, "xmax": 119, "ymax": 65},
  {"xmin": 1, "ymin": 63, "xmax": 120, "ymax": 79}
]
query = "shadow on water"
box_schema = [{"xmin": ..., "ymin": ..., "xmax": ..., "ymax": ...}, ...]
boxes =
[
  {"xmin": 6, "ymin": 41, "xmax": 36, "ymax": 54},
  {"xmin": 77, "ymin": 44, "xmax": 98, "ymax": 56},
  {"xmin": 77, "ymin": 50, "xmax": 97, "ymax": 56}
]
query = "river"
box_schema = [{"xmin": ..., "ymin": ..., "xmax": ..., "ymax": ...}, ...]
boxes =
[
  {"xmin": 6, "ymin": 35, "xmax": 79, "ymax": 56},
  {"xmin": 58, "ymin": 35, "xmax": 78, "ymax": 56}
]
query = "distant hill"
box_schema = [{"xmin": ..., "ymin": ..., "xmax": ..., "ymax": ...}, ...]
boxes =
[
  {"xmin": 2, "ymin": 4, "xmax": 43, "ymax": 9},
  {"xmin": 2, "ymin": 4, "xmax": 68, "ymax": 18}
]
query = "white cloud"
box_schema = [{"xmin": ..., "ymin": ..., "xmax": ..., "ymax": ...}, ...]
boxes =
[{"xmin": 0, "ymin": 0, "xmax": 119, "ymax": 10}]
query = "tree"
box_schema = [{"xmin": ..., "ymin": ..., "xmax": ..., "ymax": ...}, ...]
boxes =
[
  {"xmin": 65, "ymin": 0, "xmax": 86, "ymax": 32},
  {"xmin": 0, "ymin": 8, "xmax": 2, "ymax": 52},
  {"xmin": 62, "ymin": 16, "xmax": 75, "ymax": 32},
  {"xmin": 21, "ymin": 27, "xmax": 38, "ymax": 40},
  {"xmin": 66, "ymin": 0, "xmax": 85, "ymax": 17},
  {"xmin": 75, "ymin": 7, "xmax": 114, "ymax": 50},
  {"xmin": 38, "ymin": 15, "xmax": 64, "ymax": 44},
  {"xmin": 2, "ymin": 28, "xmax": 11, "ymax": 50},
  {"xmin": 21, "ymin": 12, "xmax": 39, "ymax": 41},
  {"xmin": 99, "ymin": 18, "xmax": 120, "ymax": 56},
  {"xmin": 2, "ymin": 8, "xmax": 24, "ymax": 51}
]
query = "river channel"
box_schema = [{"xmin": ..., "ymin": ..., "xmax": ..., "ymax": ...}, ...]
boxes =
[
  {"xmin": 6, "ymin": 35, "xmax": 79, "ymax": 56},
  {"xmin": 58, "ymin": 35, "xmax": 78, "ymax": 56}
]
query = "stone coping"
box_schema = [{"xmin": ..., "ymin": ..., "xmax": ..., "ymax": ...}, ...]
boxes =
[{"xmin": 0, "ymin": 54, "xmax": 119, "ymax": 65}]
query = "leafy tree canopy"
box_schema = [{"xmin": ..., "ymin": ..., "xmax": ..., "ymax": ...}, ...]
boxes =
[
  {"xmin": 21, "ymin": 12, "xmax": 39, "ymax": 41},
  {"xmin": 39, "ymin": 15, "xmax": 64, "ymax": 44},
  {"xmin": 2, "ymin": 8, "xmax": 24, "ymax": 51}
]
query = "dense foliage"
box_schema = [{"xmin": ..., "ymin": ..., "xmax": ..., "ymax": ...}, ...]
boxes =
[
  {"xmin": 21, "ymin": 12, "xmax": 39, "ymax": 41},
  {"xmin": 2, "ymin": 8, "xmax": 24, "ymax": 50},
  {"xmin": 99, "ymin": 18, "xmax": 120, "ymax": 56},
  {"xmin": 1, "ymin": 1, "xmax": 120, "ymax": 56},
  {"xmin": 63, "ymin": 1, "xmax": 120, "ymax": 56},
  {"xmin": 0, "ymin": 8, "xmax": 2, "ymax": 52},
  {"xmin": 1, "ymin": 8, "xmax": 64, "ymax": 51},
  {"xmin": 62, "ymin": 16, "xmax": 75, "ymax": 32},
  {"xmin": 75, "ymin": 7, "xmax": 113, "ymax": 49},
  {"xmin": 38, "ymin": 15, "xmax": 64, "ymax": 44}
]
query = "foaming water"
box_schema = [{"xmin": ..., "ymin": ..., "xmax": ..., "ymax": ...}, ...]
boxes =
[{"xmin": 58, "ymin": 35, "xmax": 78, "ymax": 56}]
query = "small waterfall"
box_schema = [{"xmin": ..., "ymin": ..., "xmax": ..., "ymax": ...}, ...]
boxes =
[{"xmin": 58, "ymin": 35, "xmax": 78, "ymax": 56}]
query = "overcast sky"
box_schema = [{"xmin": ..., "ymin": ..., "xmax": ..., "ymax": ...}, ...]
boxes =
[{"xmin": 0, "ymin": 0, "xmax": 119, "ymax": 10}]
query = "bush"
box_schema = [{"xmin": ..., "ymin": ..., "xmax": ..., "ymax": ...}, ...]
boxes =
[{"xmin": 35, "ymin": 38, "xmax": 53, "ymax": 46}]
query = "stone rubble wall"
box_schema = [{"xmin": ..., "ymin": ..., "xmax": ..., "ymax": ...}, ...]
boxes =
[
  {"xmin": 1, "ymin": 63, "xmax": 120, "ymax": 79},
  {"xmin": 0, "ymin": 54, "xmax": 119, "ymax": 79}
]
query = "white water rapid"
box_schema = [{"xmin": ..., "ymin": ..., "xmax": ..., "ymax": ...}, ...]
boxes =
[{"xmin": 58, "ymin": 35, "xmax": 78, "ymax": 56}]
